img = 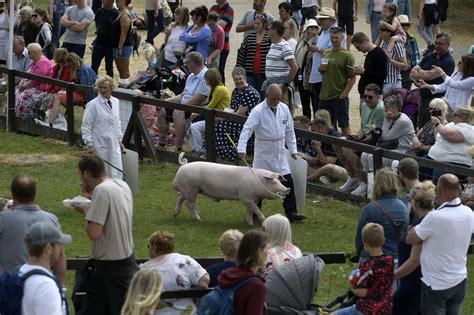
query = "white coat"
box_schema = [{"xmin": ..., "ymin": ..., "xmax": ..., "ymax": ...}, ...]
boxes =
[
  {"xmin": 237, "ymin": 100, "xmax": 297, "ymax": 176},
  {"xmin": 81, "ymin": 95, "xmax": 123, "ymax": 179}
]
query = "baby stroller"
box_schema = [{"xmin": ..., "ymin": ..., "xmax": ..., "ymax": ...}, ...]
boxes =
[
  {"xmin": 129, "ymin": 66, "xmax": 188, "ymax": 99},
  {"xmin": 265, "ymin": 255, "xmax": 325, "ymax": 314}
]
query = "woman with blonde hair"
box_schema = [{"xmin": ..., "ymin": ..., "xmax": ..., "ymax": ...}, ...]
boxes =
[
  {"xmin": 355, "ymin": 167, "xmax": 409, "ymax": 260},
  {"xmin": 162, "ymin": 6, "xmax": 190, "ymax": 68},
  {"xmin": 261, "ymin": 214, "xmax": 302, "ymax": 278},
  {"xmin": 140, "ymin": 231, "xmax": 209, "ymax": 314},
  {"xmin": 189, "ymin": 68, "xmax": 230, "ymax": 156},
  {"xmin": 283, "ymin": 19, "xmax": 299, "ymax": 52},
  {"xmin": 121, "ymin": 268, "xmax": 163, "ymax": 315},
  {"xmin": 393, "ymin": 181, "xmax": 436, "ymax": 315},
  {"xmin": 421, "ymin": 106, "xmax": 474, "ymax": 183}
]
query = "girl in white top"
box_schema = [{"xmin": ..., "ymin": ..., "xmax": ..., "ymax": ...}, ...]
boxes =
[
  {"xmin": 419, "ymin": 54, "xmax": 474, "ymax": 113},
  {"xmin": 283, "ymin": 19, "xmax": 299, "ymax": 52},
  {"xmin": 261, "ymin": 214, "xmax": 303, "ymax": 278},
  {"xmin": 163, "ymin": 6, "xmax": 189, "ymax": 66}
]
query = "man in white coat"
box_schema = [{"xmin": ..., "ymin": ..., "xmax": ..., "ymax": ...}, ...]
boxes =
[
  {"xmin": 237, "ymin": 84, "xmax": 306, "ymax": 222},
  {"xmin": 81, "ymin": 75, "xmax": 124, "ymax": 179}
]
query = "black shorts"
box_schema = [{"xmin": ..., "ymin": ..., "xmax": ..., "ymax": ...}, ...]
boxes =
[{"xmin": 337, "ymin": 17, "xmax": 355, "ymax": 35}]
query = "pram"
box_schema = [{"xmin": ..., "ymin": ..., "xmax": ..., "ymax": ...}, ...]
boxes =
[{"xmin": 128, "ymin": 66, "xmax": 189, "ymax": 99}]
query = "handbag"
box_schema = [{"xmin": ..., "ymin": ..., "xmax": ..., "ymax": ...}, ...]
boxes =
[
  {"xmin": 374, "ymin": 201, "xmax": 403, "ymax": 239},
  {"xmin": 376, "ymin": 115, "xmax": 400, "ymax": 150}
]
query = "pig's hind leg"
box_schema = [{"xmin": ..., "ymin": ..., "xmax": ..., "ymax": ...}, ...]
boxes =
[
  {"xmin": 183, "ymin": 190, "xmax": 202, "ymax": 221},
  {"xmin": 174, "ymin": 192, "xmax": 186, "ymax": 218},
  {"xmin": 241, "ymin": 199, "xmax": 265, "ymax": 226}
]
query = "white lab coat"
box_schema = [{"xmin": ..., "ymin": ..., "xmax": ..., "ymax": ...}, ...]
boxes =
[
  {"xmin": 81, "ymin": 95, "xmax": 123, "ymax": 179},
  {"xmin": 237, "ymin": 100, "xmax": 297, "ymax": 176}
]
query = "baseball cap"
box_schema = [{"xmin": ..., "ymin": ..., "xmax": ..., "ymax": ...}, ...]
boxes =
[
  {"xmin": 397, "ymin": 157, "xmax": 419, "ymax": 177},
  {"xmin": 27, "ymin": 221, "xmax": 72, "ymax": 246}
]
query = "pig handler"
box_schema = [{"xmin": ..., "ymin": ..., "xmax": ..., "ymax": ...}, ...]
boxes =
[{"xmin": 237, "ymin": 84, "xmax": 306, "ymax": 223}]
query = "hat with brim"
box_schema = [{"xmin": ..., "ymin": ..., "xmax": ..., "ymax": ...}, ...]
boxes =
[
  {"xmin": 27, "ymin": 221, "xmax": 72, "ymax": 246},
  {"xmin": 303, "ymin": 19, "xmax": 319, "ymax": 32},
  {"xmin": 398, "ymin": 15, "xmax": 410, "ymax": 25},
  {"xmin": 316, "ymin": 7, "xmax": 336, "ymax": 20}
]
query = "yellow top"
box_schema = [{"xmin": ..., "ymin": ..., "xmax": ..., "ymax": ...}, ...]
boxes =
[{"xmin": 204, "ymin": 85, "xmax": 231, "ymax": 111}]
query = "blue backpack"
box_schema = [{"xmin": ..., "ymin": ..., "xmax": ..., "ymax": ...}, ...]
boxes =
[
  {"xmin": 0, "ymin": 268, "xmax": 67, "ymax": 315},
  {"xmin": 198, "ymin": 276, "xmax": 259, "ymax": 315}
]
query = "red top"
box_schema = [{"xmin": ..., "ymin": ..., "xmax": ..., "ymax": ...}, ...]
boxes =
[
  {"xmin": 47, "ymin": 64, "xmax": 72, "ymax": 93},
  {"xmin": 253, "ymin": 42, "xmax": 262, "ymax": 74},
  {"xmin": 217, "ymin": 267, "xmax": 266, "ymax": 315}
]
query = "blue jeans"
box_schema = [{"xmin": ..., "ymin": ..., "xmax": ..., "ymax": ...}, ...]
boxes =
[
  {"xmin": 421, "ymin": 279, "xmax": 466, "ymax": 315},
  {"xmin": 52, "ymin": 3, "xmax": 67, "ymax": 48},
  {"xmin": 370, "ymin": 11, "xmax": 383, "ymax": 43},
  {"xmin": 145, "ymin": 9, "xmax": 164, "ymax": 45},
  {"xmin": 335, "ymin": 304, "xmax": 363, "ymax": 315},
  {"xmin": 91, "ymin": 43, "xmax": 114, "ymax": 77},
  {"xmin": 246, "ymin": 74, "xmax": 265, "ymax": 101}
]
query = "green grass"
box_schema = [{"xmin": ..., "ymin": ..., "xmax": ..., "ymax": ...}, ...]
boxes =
[{"xmin": 1, "ymin": 129, "xmax": 474, "ymax": 313}]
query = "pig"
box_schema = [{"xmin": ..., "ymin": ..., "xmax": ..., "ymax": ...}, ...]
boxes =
[{"xmin": 172, "ymin": 152, "xmax": 290, "ymax": 225}]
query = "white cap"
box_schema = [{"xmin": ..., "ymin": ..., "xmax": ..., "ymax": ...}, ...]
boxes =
[{"xmin": 303, "ymin": 19, "xmax": 319, "ymax": 32}]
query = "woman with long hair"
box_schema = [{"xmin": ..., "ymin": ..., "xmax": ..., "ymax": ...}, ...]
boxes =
[
  {"xmin": 419, "ymin": 54, "xmax": 474, "ymax": 118},
  {"xmin": 179, "ymin": 5, "xmax": 212, "ymax": 60},
  {"xmin": 283, "ymin": 19, "xmax": 299, "ymax": 52},
  {"xmin": 113, "ymin": 0, "xmax": 133, "ymax": 81},
  {"xmin": 393, "ymin": 181, "xmax": 436, "ymax": 315},
  {"xmin": 215, "ymin": 230, "xmax": 268, "ymax": 315},
  {"xmin": 355, "ymin": 167, "xmax": 409, "ymax": 260},
  {"xmin": 236, "ymin": 15, "xmax": 271, "ymax": 97},
  {"xmin": 121, "ymin": 268, "xmax": 163, "ymax": 315},
  {"xmin": 33, "ymin": 8, "xmax": 53, "ymax": 59},
  {"xmin": 162, "ymin": 6, "xmax": 189, "ymax": 68}
]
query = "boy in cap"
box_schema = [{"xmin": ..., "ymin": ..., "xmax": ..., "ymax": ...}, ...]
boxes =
[
  {"xmin": 20, "ymin": 221, "xmax": 71, "ymax": 315},
  {"xmin": 399, "ymin": 15, "xmax": 420, "ymax": 90}
]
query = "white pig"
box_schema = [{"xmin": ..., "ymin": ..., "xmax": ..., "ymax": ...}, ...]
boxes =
[{"xmin": 172, "ymin": 153, "xmax": 290, "ymax": 225}]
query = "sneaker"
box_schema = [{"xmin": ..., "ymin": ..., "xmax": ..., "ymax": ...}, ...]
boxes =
[
  {"xmin": 34, "ymin": 119, "xmax": 51, "ymax": 127},
  {"xmin": 319, "ymin": 176, "xmax": 330, "ymax": 185},
  {"xmin": 351, "ymin": 182, "xmax": 368, "ymax": 197},
  {"xmin": 339, "ymin": 177, "xmax": 360, "ymax": 192}
]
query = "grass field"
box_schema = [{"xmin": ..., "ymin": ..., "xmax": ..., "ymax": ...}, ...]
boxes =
[{"xmin": 2, "ymin": 129, "xmax": 474, "ymax": 313}]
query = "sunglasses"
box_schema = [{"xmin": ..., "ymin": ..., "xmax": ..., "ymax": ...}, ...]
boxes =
[
  {"xmin": 363, "ymin": 94, "xmax": 374, "ymax": 100},
  {"xmin": 329, "ymin": 27, "xmax": 344, "ymax": 33}
]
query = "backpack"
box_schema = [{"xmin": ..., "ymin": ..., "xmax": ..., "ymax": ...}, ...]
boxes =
[
  {"xmin": 0, "ymin": 268, "xmax": 66, "ymax": 315},
  {"xmin": 198, "ymin": 276, "xmax": 259, "ymax": 315},
  {"xmin": 291, "ymin": 0, "xmax": 303, "ymax": 11}
]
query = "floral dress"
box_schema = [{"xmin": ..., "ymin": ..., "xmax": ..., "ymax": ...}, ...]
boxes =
[
  {"xmin": 214, "ymin": 84, "xmax": 260, "ymax": 160},
  {"xmin": 261, "ymin": 242, "xmax": 303, "ymax": 278}
]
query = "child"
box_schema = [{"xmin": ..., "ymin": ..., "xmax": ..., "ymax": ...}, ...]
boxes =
[
  {"xmin": 333, "ymin": 223, "xmax": 394, "ymax": 315},
  {"xmin": 375, "ymin": 3, "xmax": 406, "ymax": 56}
]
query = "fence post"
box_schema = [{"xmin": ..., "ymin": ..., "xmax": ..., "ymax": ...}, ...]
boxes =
[
  {"xmin": 372, "ymin": 148, "xmax": 384, "ymax": 172},
  {"xmin": 65, "ymin": 83, "xmax": 76, "ymax": 145},
  {"xmin": 6, "ymin": 69, "xmax": 16, "ymax": 132},
  {"xmin": 204, "ymin": 110, "xmax": 216, "ymax": 162},
  {"xmin": 131, "ymin": 96, "xmax": 144, "ymax": 158}
]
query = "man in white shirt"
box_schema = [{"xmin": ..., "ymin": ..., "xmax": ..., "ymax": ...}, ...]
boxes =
[
  {"xmin": 20, "ymin": 221, "xmax": 71, "ymax": 315},
  {"xmin": 237, "ymin": 84, "xmax": 305, "ymax": 223},
  {"xmin": 407, "ymin": 174, "xmax": 472, "ymax": 315}
]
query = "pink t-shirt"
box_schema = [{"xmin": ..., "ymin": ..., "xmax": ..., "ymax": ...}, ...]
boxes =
[
  {"xmin": 27, "ymin": 55, "xmax": 53, "ymax": 91},
  {"xmin": 214, "ymin": 24, "xmax": 225, "ymax": 52}
]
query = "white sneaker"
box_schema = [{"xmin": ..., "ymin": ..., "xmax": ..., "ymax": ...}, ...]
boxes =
[
  {"xmin": 351, "ymin": 182, "xmax": 368, "ymax": 196},
  {"xmin": 339, "ymin": 177, "xmax": 360, "ymax": 192},
  {"xmin": 319, "ymin": 176, "xmax": 330, "ymax": 185}
]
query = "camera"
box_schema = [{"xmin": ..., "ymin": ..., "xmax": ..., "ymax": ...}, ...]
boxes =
[{"xmin": 431, "ymin": 109, "xmax": 442, "ymax": 117}]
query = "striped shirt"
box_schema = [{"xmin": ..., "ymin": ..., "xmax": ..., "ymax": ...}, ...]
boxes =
[
  {"xmin": 381, "ymin": 41, "xmax": 405, "ymax": 84},
  {"xmin": 265, "ymin": 40, "xmax": 295, "ymax": 84},
  {"xmin": 210, "ymin": 2, "xmax": 234, "ymax": 51},
  {"xmin": 236, "ymin": 33, "xmax": 272, "ymax": 75},
  {"xmin": 181, "ymin": 67, "xmax": 210, "ymax": 105}
]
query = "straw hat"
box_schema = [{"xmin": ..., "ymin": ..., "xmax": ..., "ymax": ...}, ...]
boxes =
[
  {"xmin": 316, "ymin": 7, "xmax": 336, "ymax": 20},
  {"xmin": 398, "ymin": 15, "xmax": 410, "ymax": 25},
  {"xmin": 302, "ymin": 19, "xmax": 319, "ymax": 32}
]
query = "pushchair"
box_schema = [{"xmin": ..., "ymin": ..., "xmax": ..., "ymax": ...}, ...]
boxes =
[
  {"xmin": 265, "ymin": 255, "xmax": 325, "ymax": 314},
  {"xmin": 129, "ymin": 66, "xmax": 188, "ymax": 99}
]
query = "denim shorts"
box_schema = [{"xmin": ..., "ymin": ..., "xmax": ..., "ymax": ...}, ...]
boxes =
[
  {"xmin": 113, "ymin": 46, "xmax": 133, "ymax": 59},
  {"xmin": 335, "ymin": 304, "xmax": 363, "ymax": 315}
]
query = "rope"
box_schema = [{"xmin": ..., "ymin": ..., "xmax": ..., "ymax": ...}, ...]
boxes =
[{"xmin": 225, "ymin": 133, "xmax": 285, "ymax": 202}]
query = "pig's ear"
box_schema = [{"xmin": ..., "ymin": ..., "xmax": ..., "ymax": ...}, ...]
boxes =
[
  {"xmin": 278, "ymin": 174, "xmax": 287, "ymax": 182},
  {"xmin": 263, "ymin": 173, "xmax": 275, "ymax": 179}
]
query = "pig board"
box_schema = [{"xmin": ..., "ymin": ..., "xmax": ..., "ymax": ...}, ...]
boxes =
[{"xmin": 287, "ymin": 151, "xmax": 307, "ymax": 208}]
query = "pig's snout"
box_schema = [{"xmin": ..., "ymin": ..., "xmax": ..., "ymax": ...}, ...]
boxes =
[{"xmin": 283, "ymin": 187, "xmax": 290, "ymax": 195}]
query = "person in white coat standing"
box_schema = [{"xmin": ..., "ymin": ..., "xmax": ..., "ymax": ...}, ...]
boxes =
[
  {"xmin": 237, "ymin": 83, "xmax": 306, "ymax": 223},
  {"xmin": 81, "ymin": 75, "xmax": 125, "ymax": 179}
]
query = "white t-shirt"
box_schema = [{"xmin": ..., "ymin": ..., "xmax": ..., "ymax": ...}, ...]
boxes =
[
  {"xmin": 428, "ymin": 122, "xmax": 474, "ymax": 166},
  {"xmin": 265, "ymin": 40, "xmax": 295, "ymax": 84},
  {"xmin": 164, "ymin": 25, "xmax": 186, "ymax": 63},
  {"xmin": 415, "ymin": 198, "xmax": 473, "ymax": 290},
  {"xmin": 20, "ymin": 264, "xmax": 66, "ymax": 315},
  {"xmin": 140, "ymin": 253, "xmax": 208, "ymax": 314}
]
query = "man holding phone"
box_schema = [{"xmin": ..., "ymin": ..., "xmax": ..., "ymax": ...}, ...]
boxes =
[{"xmin": 410, "ymin": 32, "xmax": 455, "ymax": 128}]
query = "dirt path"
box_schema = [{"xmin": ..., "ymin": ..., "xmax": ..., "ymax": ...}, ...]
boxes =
[{"xmin": 85, "ymin": 0, "xmax": 471, "ymax": 130}]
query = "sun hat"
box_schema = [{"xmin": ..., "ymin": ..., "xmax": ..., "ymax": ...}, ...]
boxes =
[
  {"xmin": 302, "ymin": 19, "xmax": 319, "ymax": 32},
  {"xmin": 316, "ymin": 7, "xmax": 336, "ymax": 20},
  {"xmin": 398, "ymin": 15, "xmax": 410, "ymax": 25},
  {"xmin": 27, "ymin": 221, "xmax": 72, "ymax": 246}
]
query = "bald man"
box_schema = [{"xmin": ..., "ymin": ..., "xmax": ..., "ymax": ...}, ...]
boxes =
[
  {"xmin": 237, "ymin": 84, "xmax": 305, "ymax": 223},
  {"xmin": 407, "ymin": 174, "xmax": 472, "ymax": 314}
]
